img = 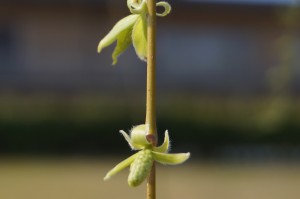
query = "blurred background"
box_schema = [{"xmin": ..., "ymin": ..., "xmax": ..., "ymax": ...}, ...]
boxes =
[{"xmin": 0, "ymin": 0, "xmax": 300, "ymax": 199}]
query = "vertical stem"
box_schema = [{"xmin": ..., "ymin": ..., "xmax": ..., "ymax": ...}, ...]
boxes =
[
  {"xmin": 146, "ymin": 0, "xmax": 157, "ymax": 199},
  {"xmin": 147, "ymin": 164, "xmax": 156, "ymax": 199},
  {"xmin": 146, "ymin": 1, "xmax": 157, "ymax": 133}
]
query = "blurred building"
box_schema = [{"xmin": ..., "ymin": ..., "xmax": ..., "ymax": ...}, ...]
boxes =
[
  {"xmin": 1, "ymin": 1, "xmax": 300, "ymax": 159},
  {"xmin": 0, "ymin": 0, "xmax": 299, "ymax": 95}
]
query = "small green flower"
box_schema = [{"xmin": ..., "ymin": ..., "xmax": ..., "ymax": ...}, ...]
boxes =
[
  {"xmin": 104, "ymin": 124, "xmax": 190, "ymax": 187},
  {"xmin": 97, "ymin": 0, "xmax": 171, "ymax": 65}
]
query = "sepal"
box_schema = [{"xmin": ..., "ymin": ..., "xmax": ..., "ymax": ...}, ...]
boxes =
[
  {"xmin": 104, "ymin": 153, "xmax": 138, "ymax": 180},
  {"xmin": 97, "ymin": 14, "xmax": 139, "ymax": 59},
  {"xmin": 132, "ymin": 14, "xmax": 147, "ymax": 61},
  {"xmin": 119, "ymin": 130, "xmax": 143, "ymax": 150},
  {"xmin": 152, "ymin": 151, "xmax": 190, "ymax": 165},
  {"xmin": 111, "ymin": 27, "xmax": 132, "ymax": 65},
  {"xmin": 153, "ymin": 130, "xmax": 170, "ymax": 153}
]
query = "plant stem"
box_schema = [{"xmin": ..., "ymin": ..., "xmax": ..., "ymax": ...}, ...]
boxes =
[{"xmin": 146, "ymin": 0, "xmax": 157, "ymax": 199}]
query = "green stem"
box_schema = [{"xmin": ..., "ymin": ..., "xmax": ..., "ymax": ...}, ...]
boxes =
[{"xmin": 146, "ymin": 0, "xmax": 157, "ymax": 199}]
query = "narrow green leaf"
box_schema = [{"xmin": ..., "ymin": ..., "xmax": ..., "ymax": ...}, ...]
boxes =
[
  {"xmin": 97, "ymin": 14, "xmax": 139, "ymax": 54},
  {"xmin": 152, "ymin": 151, "xmax": 190, "ymax": 165},
  {"xmin": 153, "ymin": 130, "xmax": 170, "ymax": 153},
  {"xmin": 104, "ymin": 153, "xmax": 138, "ymax": 180},
  {"xmin": 132, "ymin": 14, "xmax": 147, "ymax": 61},
  {"xmin": 112, "ymin": 28, "xmax": 132, "ymax": 65}
]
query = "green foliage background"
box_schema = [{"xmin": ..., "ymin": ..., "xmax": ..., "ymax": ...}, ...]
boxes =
[{"xmin": 1, "ymin": 94, "xmax": 299, "ymax": 158}]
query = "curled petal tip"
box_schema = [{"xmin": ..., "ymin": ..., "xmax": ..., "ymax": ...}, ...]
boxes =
[{"xmin": 156, "ymin": 2, "xmax": 172, "ymax": 17}]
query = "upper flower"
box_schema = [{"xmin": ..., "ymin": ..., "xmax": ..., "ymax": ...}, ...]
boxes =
[
  {"xmin": 97, "ymin": 0, "xmax": 171, "ymax": 65},
  {"xmin": 104, "ymin": 124, "xmax": 190, "ymax": 187}
]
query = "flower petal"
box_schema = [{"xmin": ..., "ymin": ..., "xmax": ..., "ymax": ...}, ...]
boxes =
[
  {"xmin": 119, "ymin": 130, "xmax": 143, "ymax": 150},
  {"xmin": 132, "ymin": 14, "xmax": 147, "ymax": 61},
  {"xmin": 97, "ymin": 14, "xmax": 139, "ymax": 54},
  {"xmin": 112, "ymin": 27, "xmax": 132, "ymax": 65},
  {"xmin": 104, "ymin": 153, "xmax": 138, "ymax": 180},
  {"xmin": 127, "ymin": 0, "xmax": 147, "ymax": 15},
  {"xmin": 153, "ymin": 130, "xmax": 170, "ymax": 153},
  {"xmin": 152, "ymin": 151, "xmax": 190, "ymax": 165},
  {"xmin": 130, "ymin": 124, "xmax": 151, "ymax": 148}
]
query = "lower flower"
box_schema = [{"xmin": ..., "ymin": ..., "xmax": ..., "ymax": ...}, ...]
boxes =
[{"xmin": 104, "ymin": 125, "xmax": 190, "ymax": 187}]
